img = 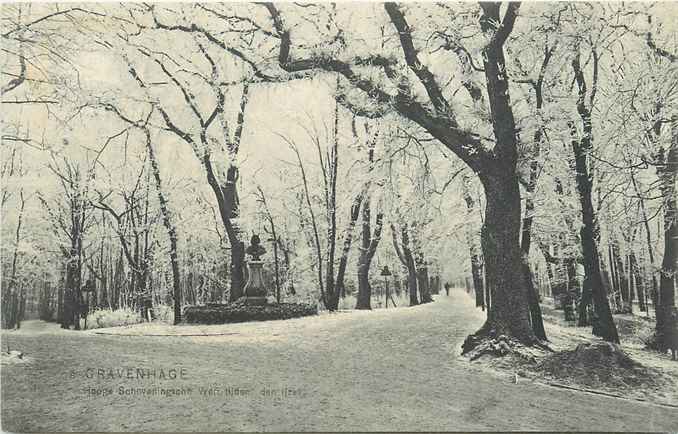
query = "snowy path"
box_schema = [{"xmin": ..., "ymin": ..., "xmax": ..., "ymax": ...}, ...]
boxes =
[{"xmin": 2, "ymin": 291, "xmax": 676, "ymax": 432}]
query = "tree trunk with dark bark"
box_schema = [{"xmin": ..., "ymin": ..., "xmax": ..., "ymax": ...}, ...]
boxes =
[
  {"xmin": 63, "ymin": 249, "xmax": 78, "ymax": 329},
  {"xmin": 630, "ymin": 251, "xmax": 647, "ymax": 313},
  {"xmin": 323, "ymin": 99, "xmax": 341, "ymax": 312},
  {"xmin": 570, "ymin": 52, "xmax": 620, "ymax": 343},
  {"xmin": 57, "ymin": 268, "xmax": 64, "ymax": 325},
  {"xmin": 416, "ymin": 257, "xmax": 432, "ymax": 304},
  {"xmin": 411, "ymin": 224, "xmax": 432, "ymax": 305},
  {"xmin": 570, "ymin": 126, "xmax": 619, "ymax": 342},
  {"xmin": 463, "ymin": 170, "xmax": 536, "ymax": 350},
  {"xmin": 462, "ymin": 3, "xmax": 538, "ymax": 352},
  {"xmin": 655, "ymin": 132, "xmax": 677, "ymax": 350},
  {"xmin": 271, "ymin": 224, "xmax": 281, "ymax": 303},
  {"xmin": 145, "ymin": 130, "xmax": 182, "ymax": 324},
  {"xmin": 337, "ymin": 193, "xmax": 363, "ymax": 304},
  {"xmin": 634, "ymin": 175, "xmax": 661, "ymax": 311},
  {"xmin": 613, "ymin": 241, "xmax": 632, "ymax": 313},
  {"xmin": 356, "ymin": 200, "xmax": 383, "ymax": 310},
  {"xmin": 521, "ymin": 154, "xmax": 547, "ymax": 339},
  {"xmin": 392, "ymin": 224, "xmax": 418, "ymax": 306},
  {"xmin": 607, "ymin": 244, "xmax": 621, "ymax": 312},
  {"xmin": 203, "ymin": 158, "xmax": 246, "ymax": 302},
  {"xmin": 2, "ymin": 191, "xmax": 25, "ymax": 329},
  {"xmin": 521, "ymin": 190, "xmax": 547, "ymax": 340},
  {"xmin": 462, "ymin": 175, "xmax": 485, "ymax": 310},
  {"xmin": 406, "ymin": 255, "xmax": 418, "ymax": 307}
]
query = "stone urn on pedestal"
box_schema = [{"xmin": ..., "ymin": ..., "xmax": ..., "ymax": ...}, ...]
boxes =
[{"xmin": 242, "ymin": 234, "xmax": 267, "ymax": 305}]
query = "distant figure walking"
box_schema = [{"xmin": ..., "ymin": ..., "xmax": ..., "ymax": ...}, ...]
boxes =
[{"xmin": 444, "ymin": 282, "xmax": 450, "ymax": 296}]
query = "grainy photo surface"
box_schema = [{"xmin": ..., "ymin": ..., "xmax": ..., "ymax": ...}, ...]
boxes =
[{"xmin": 1, "ymin": 1, "xmax": 677, "ymax": 432}]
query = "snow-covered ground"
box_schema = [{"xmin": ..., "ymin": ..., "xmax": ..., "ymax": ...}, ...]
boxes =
[
  {"xmin": 1, "ymin": 291, "xmax": 676, "ymax": 432},
  {"xmin": 535, "ymin": 300, "xmax": 678, "ymax": 406}
]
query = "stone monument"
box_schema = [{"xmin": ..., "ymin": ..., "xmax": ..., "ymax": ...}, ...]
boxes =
[{"xmin": 242, "ymin": 234, "xmax": 267, "ymax": 305}]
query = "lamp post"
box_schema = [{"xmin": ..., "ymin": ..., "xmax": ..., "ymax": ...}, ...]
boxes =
[{"xmin": 380, "ymin": 266, "xmax": 392, "ymax": 308}]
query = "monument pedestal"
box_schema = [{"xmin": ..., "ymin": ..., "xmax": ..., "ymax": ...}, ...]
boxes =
[
  {"xmin": 242, "ymin": 260, "xmax": 267, "ymax": 305},
  {"xmin": 241, "ymin": 296, "xmax": 267, "ymax": 306}
]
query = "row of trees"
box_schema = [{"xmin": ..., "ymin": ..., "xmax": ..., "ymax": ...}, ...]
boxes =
[{"xmin": 1, "ymin": 3, "xmax": 676, "ymax": 354}]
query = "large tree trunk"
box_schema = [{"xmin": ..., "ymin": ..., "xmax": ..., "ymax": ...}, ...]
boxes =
[
  {"xmin": 462, "ymin": 171, "xmax": 536, "ymax": 352},
  {"xmin": 355, "ymin": 203, "xmax": 382, "ymax": 310},
  {"xmin": 222, "ymin": 166, "xmax": 245, "ymax": 302},
  {"xmin": 655, "ymin": 131, "xmax": 677, "ymax": 350},
  {"xmin": 337, "ymin": 193, "xmax": 363, "ymax": 304},
  {"xmin": 354, "ymin": 135, "xmax": 382, "ymax": 310},
  {"xmin": 204, "ymin": 160, "xmax": 245, "ymax": 302},
  {"xmin": 230, "ymin": 241, "xmax": 245, "ymax": 302},
  {"xmin": 392, "ymin": 224, "xmax": 418, "ymax": 306},
  {"xmin": 462, "ymin": 3, "xmax": 537, "ymax": 352},
  {"xmin": 356, "ymin": 267, "xmax": 371, "ymax": 309}
]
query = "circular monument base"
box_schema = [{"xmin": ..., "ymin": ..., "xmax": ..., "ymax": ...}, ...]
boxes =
[
  {"xmin": 240, "ymin": 296, "xmax": 267, "ymax": 306},
  {"xmin": 184, "ymin": 302, "xmax": 318, "ymax": 324}
]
